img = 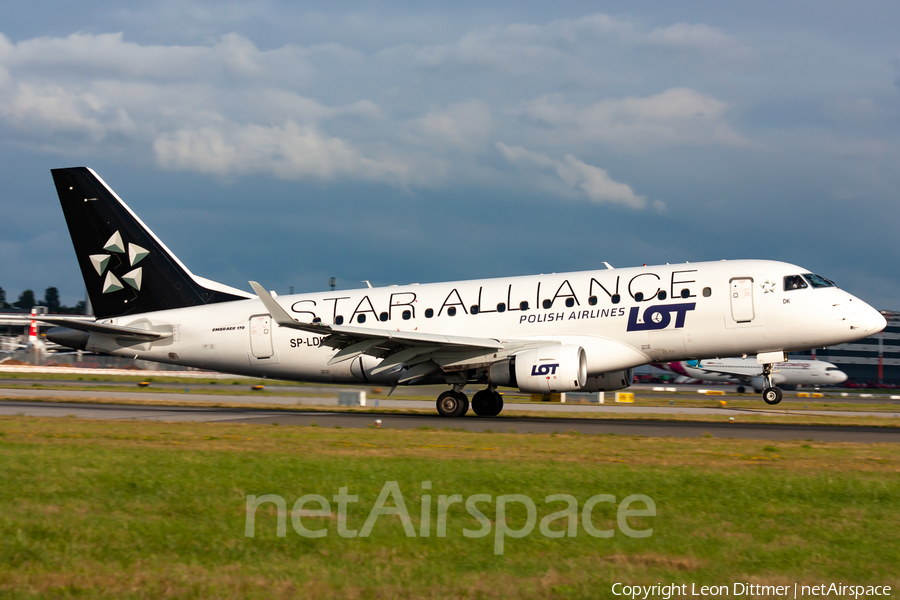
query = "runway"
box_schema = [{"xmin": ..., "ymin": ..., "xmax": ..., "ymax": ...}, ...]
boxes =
[
  {"xmin": 2, "ymin": 399, "xmax": 899, "ymax": 442},
  {"xmin": 1, "ymin": 385, "xmax": 898, "ymax": 418}
]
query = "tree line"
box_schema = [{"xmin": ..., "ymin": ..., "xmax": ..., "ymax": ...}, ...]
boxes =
[{"xmin": 0, "ymin": 287, "xmax": 86, "ymax": 314}]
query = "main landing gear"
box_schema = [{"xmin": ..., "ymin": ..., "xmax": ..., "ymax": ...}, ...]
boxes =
[
  {"xmin": 761, "ymin": 363, "xmax": 783, "ymax": 405},
  {"xmin": 436, "ymin": 388, "xmax": 468, "ymax": 418},
  {"xmin": 436, "ymin": 386, "xmax": 504, "ymax": 417},
  {"xmin": 471, "ymin": 388, "xmax": 503, "ymax": 417}
]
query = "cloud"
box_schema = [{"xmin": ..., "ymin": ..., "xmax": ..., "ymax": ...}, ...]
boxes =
[
  {"xmin": 496, "ymin": 142, "xmax": 658, "ymax": 210},
  {"xmin": 153, "ymin": 121, "xmax": 407, "ymax": 183},
  {"xmin": 378, "ymin": 13, "xmax": 746, "ymax": 74},
  {"xmin": 0, "ymin": 31, "xmax": 348, "ymax": 85},
  {"xmin": 642, "ymin": 22, "xmax": 745, "ymax": 53},
  {"xmin": 413, "ymin": 100, "xmax": 492, "ymax": 149},
  {"xmin": 0, "ymin": 19, "xmax": 759, "ymax": 196},
  {"xmin": 515, "ymin": 88, "xmax": 747, "ymax": 150}
]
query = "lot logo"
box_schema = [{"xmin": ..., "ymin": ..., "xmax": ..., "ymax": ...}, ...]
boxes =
[
  {"xmin": 626, "ymin": 303, "xmax": 696, "ymax": 332},
  {"xmin": 531, "ymin": 363, "xmax": 559, "ymax": 376}
]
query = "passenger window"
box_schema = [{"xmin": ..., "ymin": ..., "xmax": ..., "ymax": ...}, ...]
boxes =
[
  {"xmin": 784, "ymin": 275, "xmax": 808, "ymax": 291},
  {"xmin": 588, "ymin": 296, "xmax": 597, "ymax": 306},
  {"xmin": 425, "ymin": 308, "xmax": 434, "ymax": 318},
  {"xmin": 312, "ymin": 317, "xmax": 322, "ymax": 324},
  {"xmin": 335, "ymin": 316, "xmax": 344, "ymax": 325},
  {"xmin": 379, "ymin": 312, "xmax": 388, "ymax": 322},
  {"xmin": 447, "ymin": 307, "xmax": 457, "ymax": 317},
  {"xmin": 565, "ymin": 298, "xmax": 575, "ymax": 308},
  {"xmin": 470, "ymin": 305, "xmax": 479, "ymax": 315},
  {"xmin": 519, "ymin": 301, "xmax": 529, "ymax": 311},
  {"xmin": 497, "ymin": 303, "xmax": 506, "ymax": 313},
  {"xmin": 681, "ymin": 289, "xmax": 690, "ymax": 299},
  {"xmin": 402, "ymin": 310, "xmax": 411, "ymax": 320},
  {"xmin": 658, "ymin": 291, "xmax": 667, "ymax": 300},
  {"xmin": 542, "ymin": 299, "xmax": 552, "ymax": 309},
  {"xmin": 357, "ymin": 314, "xmax": 366, "ymax": 324},
  {"xmin": 634, "ymin": 292, "xmax": 644, "ymax": 302},
  {"xmin": 611, "ymin": 294, "xmax": 620, "ymax": 304},
  {"xmin": 702, "ymin": 287, "xmax": 712, "ymax": 297}
]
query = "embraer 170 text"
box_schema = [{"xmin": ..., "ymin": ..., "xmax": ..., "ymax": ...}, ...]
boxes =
[{"xmin": 41, "ymin": 168, "xmax": 886, "ymax": 415}]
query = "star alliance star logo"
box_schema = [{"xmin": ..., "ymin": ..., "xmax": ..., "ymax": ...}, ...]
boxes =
[
  {"xmin": 89, "ymin": 231, "xmax": 149, "ymax": 294},
  {"xmin": 761, "ymin": 280, "xmax": 776, "ymax": 294}
]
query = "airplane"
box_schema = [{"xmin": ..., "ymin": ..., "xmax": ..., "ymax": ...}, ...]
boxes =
[
  {"xmin": 1, "ymin": 309, "xmax": 49, "ymax": 354},
  {"xmin": 655, "ymin": 357, "xmax": 848, "ymax": 393},
  {"xmin": 37, "ymin": 167, "xmax": 886, "ymax": 415},
  {"xmin": 1, "ymin": 308, "xmax": 92, "ymax": 356}
]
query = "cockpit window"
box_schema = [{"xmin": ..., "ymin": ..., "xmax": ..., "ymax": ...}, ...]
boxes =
[
  {"xmin": 783, "ymin": 275, "xmax": 808, "ymax": 291},
  {"xmin": 802, "ymin": 273, "xmax": 836, "ymax": 288}
]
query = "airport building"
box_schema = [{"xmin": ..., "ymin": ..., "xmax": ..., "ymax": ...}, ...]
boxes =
[{"xmin": 790, "ymin": 310, "xmax": 900, "ymax": 386}]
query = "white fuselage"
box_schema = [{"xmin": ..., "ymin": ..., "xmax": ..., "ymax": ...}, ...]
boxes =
[
  {"xmin": 86, "ymin": 259, "xmax": 885, "ymax": 387},
  {"xmin": 660, "ymin": 357, "xmax": 849, "ymax": 390}
]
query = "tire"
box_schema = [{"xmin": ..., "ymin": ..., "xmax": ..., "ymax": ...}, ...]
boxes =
[
  {"xmin": 472, "ymin": 390, "xmax": 504, "ymax": 417},
  {"xmin": 487, "ymin": 392, "xmax": 503, "ymax": 416},
  {"xmin": 471, "ymin": 390, "xmax": 492, "ymax": 416},
  {"xmin": 457, "ymin": 392, "xmax": 469, "ymax": 416},
  {"xmin": 736, "ymin": 386, "xmax": 746, "ymax": 394},
  {"xmin": 762, "ymin": 387, "xmax": 783, "ymax": 405},
  {"xmin": 437, "ymin": 390, "xmax": 467, "ymax": 417}
]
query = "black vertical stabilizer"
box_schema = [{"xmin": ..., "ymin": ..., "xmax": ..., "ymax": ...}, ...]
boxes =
[{"xmin": 51, "ymin": 167, "xmax": 250, "ymax": 319}]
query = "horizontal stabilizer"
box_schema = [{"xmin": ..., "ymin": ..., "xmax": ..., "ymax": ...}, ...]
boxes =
[{"xmin": 36, "ymin": 317, "xmax": 171, "ymax": 341}]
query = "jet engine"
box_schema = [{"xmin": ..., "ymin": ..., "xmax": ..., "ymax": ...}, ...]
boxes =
[
  {"xmin": 489, "ymin": 345, "xmax": 587, "ymax": 393},
  {"xmin": 582, "ymin": 369, "xmax": 634, "ymax": 392}
]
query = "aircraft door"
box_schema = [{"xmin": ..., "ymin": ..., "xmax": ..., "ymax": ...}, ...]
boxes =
[
  {"xmin": 249, "ymin": 315, "xmax": 274, "ymax": 358},
  {"xmin": 729, "ymin": 278, "xmax": 755, "ymax": 323}
]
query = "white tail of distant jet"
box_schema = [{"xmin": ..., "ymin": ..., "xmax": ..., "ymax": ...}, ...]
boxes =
[
  {"xmin": 655, "ymin": 357, "xmax": 848, "ymax": 394},
  {"xmin": 40, "ymin": 167, "xmax": 886, "ymax": 415}
]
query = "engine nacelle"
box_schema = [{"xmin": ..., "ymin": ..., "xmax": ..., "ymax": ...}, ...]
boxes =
[
  {"xmin": 490, "ymin": 345, "xmax": 587, "ymax": 393},
  {"xmin": 581, "ymin": 369, "xmax": 634, "ymax": 392}
]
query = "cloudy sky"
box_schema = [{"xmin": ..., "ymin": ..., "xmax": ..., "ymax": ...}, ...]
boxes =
[{"xmin": 1, "ymin": 1, "xmax": 898, "ymax": 309}]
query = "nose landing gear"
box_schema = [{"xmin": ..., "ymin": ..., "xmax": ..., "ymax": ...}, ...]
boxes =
[{"xmin": 761, "ymin": 363, "xmax": 783, "ymax": 405}]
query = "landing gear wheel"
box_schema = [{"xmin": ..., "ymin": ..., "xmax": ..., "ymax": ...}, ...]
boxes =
[
  {"xmin": 457, "ymin": 392, "xmax": 469, "ymax": 416},
  {"xmin": 736, "ymin": 386, "xmax": 746, "ymax": 394},
  {"xmin": 762, "ymin": 387, "xmax": 783, "ymax": 405},
  {"xmin": 471, "ymin": 390, "xmax": 490, "ymax": 416},
  {"xmin": 472, "ymin": 390, "xmax": 504, "ymax": 417},
  {"xmin": 437, "ymin": 391, "xmax": 468, "ymax": 417},
  {"xmin": 490, "ymin": 392, "xmax": 504, "ymax": 416}
]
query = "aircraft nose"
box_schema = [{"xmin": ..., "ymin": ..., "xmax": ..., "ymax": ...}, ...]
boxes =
[
  {"xmin": 834, "ymin": 370, "xmax": 848, "ymax": 384},
  {"xmin": 862, "ymin": 308, "xmax": 887, "ymax": 335}
]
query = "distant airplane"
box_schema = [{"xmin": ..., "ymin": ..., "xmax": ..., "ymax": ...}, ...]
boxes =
[
  {"xmin": 37, "ymin": 167, "xmax": 885, "ymax": 413},
  {"xmin": 0, "ymin": 308, "xmax": 90, "ymax": 356},
  {"xmin": 655, "ymin": 358, "xmax": 848, "ymax": 393},
  {"xmin": 0, "ymin": 308, "xmax": 48, "ymax": 354}
]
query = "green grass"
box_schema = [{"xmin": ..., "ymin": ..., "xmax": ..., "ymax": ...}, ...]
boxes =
[{"xmin": 0, "ymin": 417, "xmax": 898, "ymax": 598}]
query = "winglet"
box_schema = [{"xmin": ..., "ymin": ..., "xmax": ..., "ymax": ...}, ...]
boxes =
[
  {"xmin": 249, "ymin": 281, "xmax": 335, "ymax": 336},
  {"xmin": 249, "ymin": 281, "xmax": 297, "ymax": 327}
]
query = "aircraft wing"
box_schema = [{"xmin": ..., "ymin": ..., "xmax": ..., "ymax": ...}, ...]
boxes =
[
  {"xmin": 250, "ymin": 282, "xmax": 549, "ymax": 381},
  {"xmin": 693, "ymin": 366, "xmax": 755, "ymax": 383},
  {"xmin": 35, "ymin": 317, "xmax": 172, "ymax": 341}
]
